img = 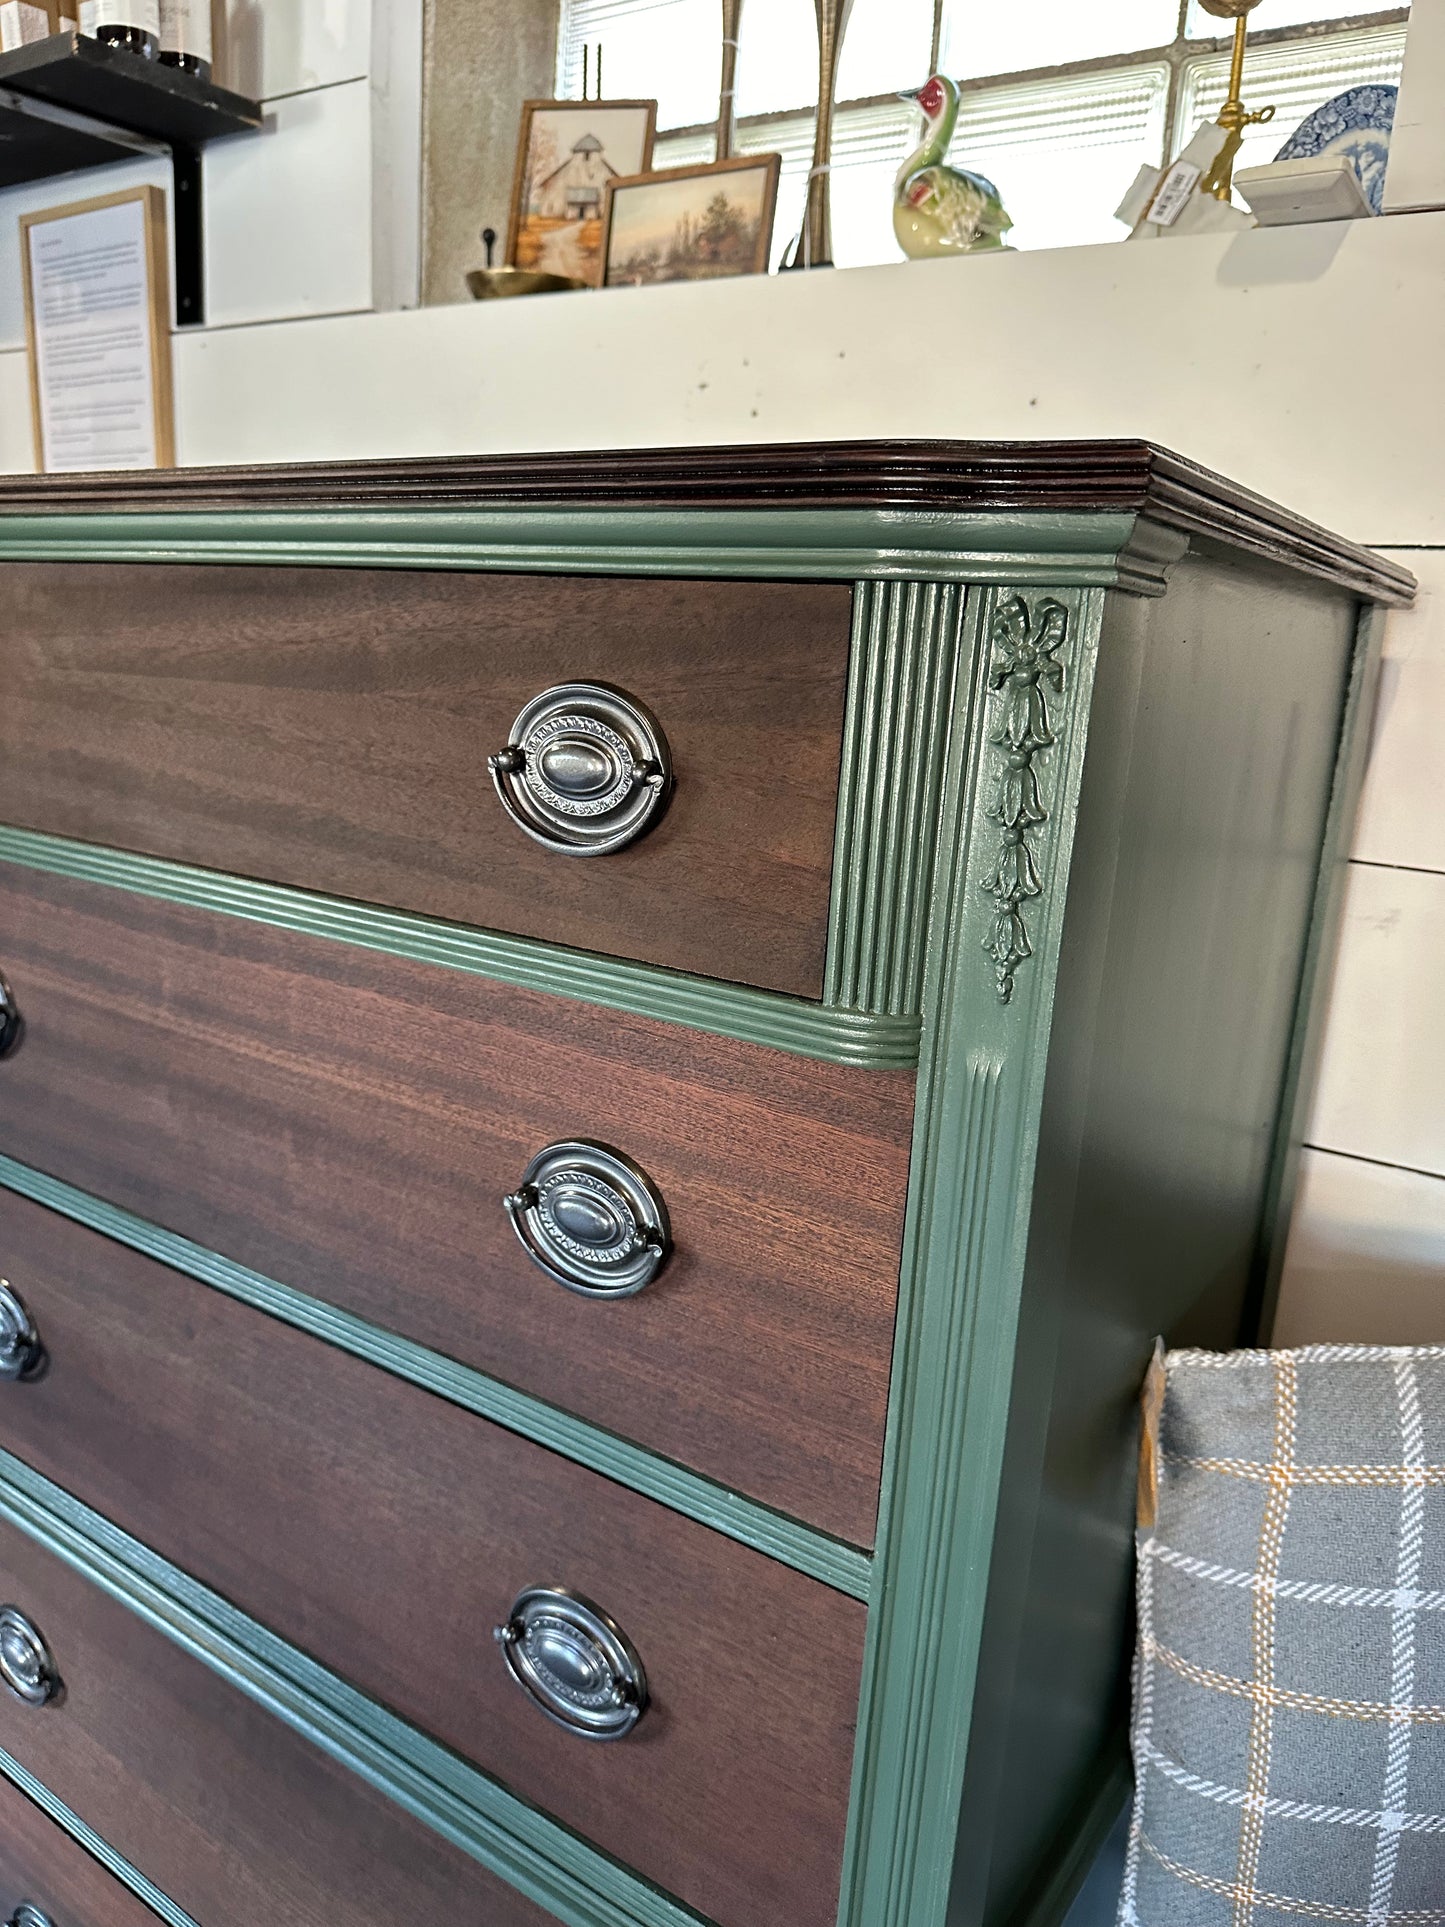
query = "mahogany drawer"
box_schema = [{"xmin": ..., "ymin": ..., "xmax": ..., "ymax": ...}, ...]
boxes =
[
  {"xmin": 0, "ymin": 1521, "xmax": 557, "ymax": 1927},
  {"xmin": 0, "ymin": 1188, "xmax": 867, "ymax": 1927},
  {"xmin": 0, "ymin": 862, "xmax": 912, "ymax": 1545},
  {"xmin": 0, "ymin": 562, "xmax": 852, "ymax": 998},
  {"xmin": 0, "ymin": 1770, "xmax": 161, "ymax": 1927}
]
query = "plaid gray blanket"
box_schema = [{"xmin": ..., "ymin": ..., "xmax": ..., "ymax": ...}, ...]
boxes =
[{"xmin": 1120, "ymin": 1344, "xmax": 1445, "ymax": 1925}]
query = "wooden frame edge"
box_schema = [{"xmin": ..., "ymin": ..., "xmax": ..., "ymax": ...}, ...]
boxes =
[
  {"xmin": 599, "ymin": 150, "xmax": 781, "ymax": 289},
  {"xmin": 504, "ymin": 95, "xmax": 659, "ymax": 281},
  {"xmin": 18, "ymin": 182, "xmax": 175, "ymax": 473}
]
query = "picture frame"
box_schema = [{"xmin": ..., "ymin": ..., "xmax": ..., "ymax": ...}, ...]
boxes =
[
  {"xmin": 506, "ymin": 98, "xmax": 658, "ymax": 287},
  {"xmin": 20, "ymin": 184, "xmax": 175, "ymax": 472},
  {"xmin": 599, "ymin": 154, "xmax": 782, "ymax": 290}
]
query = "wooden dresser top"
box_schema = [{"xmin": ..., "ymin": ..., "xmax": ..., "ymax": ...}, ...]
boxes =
[{"xmin": 0, "ymin": 438, "xmax": 1415, "ymax": 606}]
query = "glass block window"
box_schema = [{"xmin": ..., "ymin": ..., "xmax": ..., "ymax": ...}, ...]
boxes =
[
  {"xmin": 1177, "ymin": 23, "xmax": 1408, "ymax": 182},
  {"xmin": 558, "ymin": 0, "xmax": 1413, "ymax": 262}
]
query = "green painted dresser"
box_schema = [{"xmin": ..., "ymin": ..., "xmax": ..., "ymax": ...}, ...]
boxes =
[{"xmin": 0, "ymin": 442, "xmax": 1414, "ymax": 1927}]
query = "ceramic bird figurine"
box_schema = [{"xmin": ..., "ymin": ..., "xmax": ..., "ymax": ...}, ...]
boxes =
[{"xmin": 894, "ymin": 74, "xmax": 1012, "ymax": 258}]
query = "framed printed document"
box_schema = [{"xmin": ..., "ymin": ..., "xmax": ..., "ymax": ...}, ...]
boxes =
[{"xmin": 20, "ymin": 186, "xmax": 175, "ymax": 471}]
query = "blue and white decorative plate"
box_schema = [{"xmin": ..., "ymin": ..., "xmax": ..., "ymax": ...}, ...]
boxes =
[{"xmin": 1275, "ymin": 84, "xmax": 1397, "ymax": 214}]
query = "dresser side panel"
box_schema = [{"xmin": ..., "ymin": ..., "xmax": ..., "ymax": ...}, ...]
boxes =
[{"xmin": 951, "ymin": 556, "xmax": 1360, "ymax": 1923}]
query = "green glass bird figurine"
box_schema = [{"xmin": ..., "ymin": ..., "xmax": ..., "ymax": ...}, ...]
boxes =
[{"xmin": 894, "ymin": 74, "xmax": 1013, "ymax": 259}]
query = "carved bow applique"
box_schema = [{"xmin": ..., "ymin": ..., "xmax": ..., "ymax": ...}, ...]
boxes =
[{"xmin": 979, "ymin": 595, "xmax": 1068, "ymax": 1003}]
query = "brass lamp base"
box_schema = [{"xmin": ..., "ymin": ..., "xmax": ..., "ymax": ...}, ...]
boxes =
[
  {"xmin": 1196, "ymin": 0, "xmax": 1275, "ymax": 202},
  {"xmin": 466, "ymin": 268, "xmax": 587, "ymax": 300}
]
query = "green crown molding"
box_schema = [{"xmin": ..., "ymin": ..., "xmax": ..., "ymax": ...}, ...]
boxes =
[
  {"xmin": 0, "ymin": 826, "xmax": 917, "ymax": 1072},
  {"xmin": 839, "ymin": 585, "xmax": 1107, "ymax": 1927},
  {"xmin": 0, "ymin": 1154, "xmax": 868, "ymax": 1602},
  {"xmin": 0, "ymin": 1451, "xmax": 709, "ymax": 1927},
  {"xmin": 0, "ymin": 505, "xmax": 1187, "ymax": 594},
  {"xmin": 826, "ymin": 580, "xmax": 967, "ymax": 1018},
  {"xmin": 0, "ymin": 1746, "xmax": 200, "ymax": 1927}
]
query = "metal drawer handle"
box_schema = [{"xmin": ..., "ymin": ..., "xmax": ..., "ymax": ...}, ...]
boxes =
[
  {"xmin": 0, "ymin": 1284, "xmax": 44, "ymax": 1383},
  {"xmin": 0, "ymin": 974, "xmax": 21, "ymax": 1058},
  {"xmin": 488, "ymin": 681, "xmax": 673, "ymax": 856},
  {"xmin": 10, "ymin": 1904, "xmax": 57, "ymax": 1927},
  {"xmin": 0, "ymin": 1609, "xmax": 60, "ymax": 1708},
  {"xmin": 495, "ymin": 1586, "xmax": 648, "ymax": 1740},
  {"xmin": 504, "ymin": 1141, "xmax": 671, "ymax": 1298}
]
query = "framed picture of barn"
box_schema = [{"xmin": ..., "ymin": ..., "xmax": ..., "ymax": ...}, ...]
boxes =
[{"xmin": 506, "ymin": 99, "xmax": 658, "ymax": 287}]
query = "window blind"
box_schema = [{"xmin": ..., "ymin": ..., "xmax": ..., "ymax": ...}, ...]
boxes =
[
  {"xmin": 557, "ymin": 0, "xmax": 936, "ymax": 131},
  {"xmin": 1177, "ymin": 22, "xmax": 1409, "ymax": 177},
  {"xmin": 658, "ymin": 63, "xmax": 1169, "ymax": 266},
  {"xmin": 561, "ymin": 0, "xmax": 1412, "ymax": 263}
]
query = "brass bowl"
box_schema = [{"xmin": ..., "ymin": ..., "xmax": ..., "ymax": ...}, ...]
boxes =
[{"xmin": 466, "ymin": 267, "xmax": 588, "ymax": 300}]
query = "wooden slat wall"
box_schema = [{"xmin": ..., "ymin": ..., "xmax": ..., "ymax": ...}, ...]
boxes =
[{"xmin": 1275, "ymin": 550, "xmax": 1445, "ymax": 1345}]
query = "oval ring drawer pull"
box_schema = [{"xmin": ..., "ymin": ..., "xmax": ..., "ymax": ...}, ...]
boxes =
[
  {"xmin": 488, "ymin": 682, "xmax": 673, "ymax": 856},
  {"xmin": 504, "ymin": 1141, "xmax": 671, "ymax": 1298},
  {"xmin": 0, "ymin": 1284, "xmax": 44, "ymax": 1383},
  {"xmin": 0, "ymin": 1609, "xmax": 60, "ymax": 1708},
  {"xmin": 10, "ymin": 1904, "xmax": 57, "ymax": 1927},
  {"xmin": 0, "ymin": 974, "xmax": 21, "ymax": 1058},
  {"xmin": 495, "ymin": 1586, "xmax": 648, "ymax": 1740}
]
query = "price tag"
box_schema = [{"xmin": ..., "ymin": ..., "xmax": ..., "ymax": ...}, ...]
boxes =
[{"xmin": 1146, "ymin": 160, "xmax": 1203, "ymax": 227}]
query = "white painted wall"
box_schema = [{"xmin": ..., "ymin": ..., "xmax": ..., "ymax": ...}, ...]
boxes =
[
  {"xmin": 0, "ymin": 3, "xmax": 1439, "ymax": 1346},
  {"xmin": 1274, "ymin": 551, "xmax": 1445, "ymax": 1345}
]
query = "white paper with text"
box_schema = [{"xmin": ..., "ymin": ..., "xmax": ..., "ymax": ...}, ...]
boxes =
[{"xmin": 27, "ymin": 198, "xmax": 163, "ymax": 471}]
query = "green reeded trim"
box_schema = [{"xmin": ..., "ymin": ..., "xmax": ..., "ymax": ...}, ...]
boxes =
[
  {"xmin": 0, "ymin": 1452, "xmax": 708, "ymax": 1927},
  {"xmin": 826, "ymin": 580, "xmax": 967, "ymax": 1017},
  {"xmin": 0, "ymin": 505, "xmax": 1185, "ymax": 593},
  {"xmin": 839, "ymin": 587, "xmax": 1107, "ymax": 1927},
  {"xmin": 0, "ymin": 1748, "xmax": 199, "ymax": 1927},
  {"xmin": 0, "ymin": 1154, "xmax": 870, "ymax": 1601},
  {"xmin": 0, "ymin": 826, "xmax": 918, "ymax": 1071}
]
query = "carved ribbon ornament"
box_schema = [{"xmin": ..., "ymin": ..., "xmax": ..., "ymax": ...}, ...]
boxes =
[{"xmin": 979, "ymin": 594, "xmax": 1068, "ymax": 1003}]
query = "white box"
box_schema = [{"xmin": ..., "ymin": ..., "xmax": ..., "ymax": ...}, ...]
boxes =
[{"xmin": 1235, "ymin": 154, "xmax": 1375, "ymax": 226}]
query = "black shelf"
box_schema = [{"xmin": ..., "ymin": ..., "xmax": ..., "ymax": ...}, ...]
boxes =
[{"xmin": 0, "ymin": 33, "xmax": 263, "ymax": 324}]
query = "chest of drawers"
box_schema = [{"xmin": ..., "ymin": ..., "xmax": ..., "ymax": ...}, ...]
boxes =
[{"xmin": 0, "ymin": 440, "xmax": 1413, "ymax": 1927}]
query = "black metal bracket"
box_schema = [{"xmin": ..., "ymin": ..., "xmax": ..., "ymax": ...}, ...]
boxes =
[
  {"xmin": 170, "ymin": 142, "xmax": 204, "ymax": 326},
  {"xmin": 0, "ymin": 33, "xmax": 261, "ymax": 331}
]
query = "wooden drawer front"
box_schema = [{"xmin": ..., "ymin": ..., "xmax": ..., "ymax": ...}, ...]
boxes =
[
  {"xmin": 0, "ymin": 1189, "xmax": 867, "ymax": 1927},
  {"xmin": 0, "ymin": 562, "xmax": 852, "ymax": 998},
  {"xmin": 0, "ymin": 1771, "xmax": 161, "ymax": 1927},
  {"xmin": 0, "ymin": 864, "xmax": 912, "ymax": 1545},
  {"xmin": 0, "ymin": 1516, "xmax": 561, "ymax": 1927}
]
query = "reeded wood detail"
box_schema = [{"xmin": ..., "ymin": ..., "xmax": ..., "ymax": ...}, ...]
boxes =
[
  {"xmin": 826, "ymin": 580, "xmax": 969, "ymax": 1018},
  {"xmin": 841, "ymin": 585, "xmax": 1108, "ymax": 1927}
]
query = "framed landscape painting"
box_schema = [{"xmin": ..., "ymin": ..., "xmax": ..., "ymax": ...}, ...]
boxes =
[
  {"xmin": 600, "ymin": 154, "xmax": 782, "ymax": 289},
  {"xmin": 506, "ymin": 99, "xmax": 658, "ymax": 287}
]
